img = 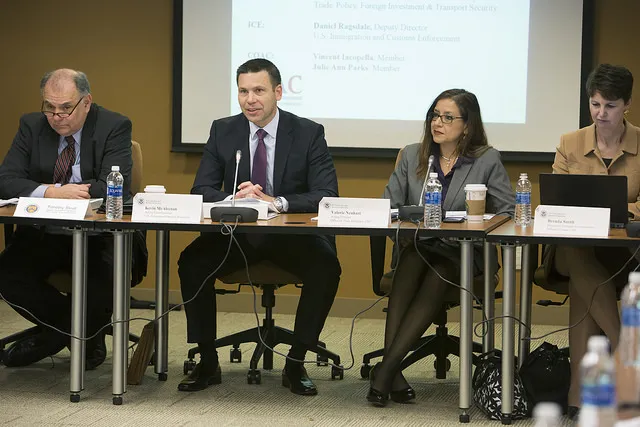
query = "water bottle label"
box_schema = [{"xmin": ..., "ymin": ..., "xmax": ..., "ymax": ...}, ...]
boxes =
[
  {"xmin": 516, "ymin": 192, "xmax": 530, "ymax": 204},
  {"xmin": 107, "ymin": 185, "xmax": 123, "ymax": 198},
  {"xmin": 622, "ymin": 307, "xmax": 640, "ymax": 326},
  {"xmin": 431, "ymin": 192, "xmax": 441, "ymax": 206},
  {"xmin": 582, "ymin": 383, "xmax": 615, "ymax": 407}
]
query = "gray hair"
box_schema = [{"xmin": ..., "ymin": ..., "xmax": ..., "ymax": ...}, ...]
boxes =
[{"xmin": 40, "ymin": 69, "xmax": 91, "ymax": 97}]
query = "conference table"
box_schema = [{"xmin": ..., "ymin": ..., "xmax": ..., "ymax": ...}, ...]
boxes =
[
  {"xmin": 95, "ymin": 212, "xmax": 509, "ymax": 420},
  {"xmin": 0, "ymin": 205, "xmax": 508, "ymax": 421},
  {"xmin": 486, "ymin": 221, "xmax": 640, "ymax": 425}
]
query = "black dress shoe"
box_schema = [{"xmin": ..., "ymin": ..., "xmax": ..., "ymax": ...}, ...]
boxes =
[
  {"xmin": 567, "ymin": 405, "xmax": 580, "ymax": 421},
  {"xmin": 3, "ymin": 332, "xmax": 67, "ymax": 367},
  {"xmin": 390, "ymin": 386, "xmax": 416, "ymax": 403},
  {"xmin": 366, "ymin": 363, "xmax": 389, "ymax": 407},
  {"xmin": 178, "ymin": 361, "xmax": 222, "ymax": 392},
  {"xmin": 282, "ymin": 364, "xmax": 318, "ymax": 396},
  {"xmin": 85, "ymin": 331, "xmax": 107, "ymax": 371}
]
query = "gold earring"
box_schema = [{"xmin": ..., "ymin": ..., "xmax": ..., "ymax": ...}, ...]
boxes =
[{"xmin": 624, "ymin": 110, "xmax": 630, "ymax": 115}]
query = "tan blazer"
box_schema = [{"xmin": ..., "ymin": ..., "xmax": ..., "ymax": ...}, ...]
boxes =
[
  {"xmin": 553, "ymin": 120, "xmax": 640, "ymax": 219},
  {"xmin": 541, "ymin": 121, "xmax": 640, "ymax": 290}
]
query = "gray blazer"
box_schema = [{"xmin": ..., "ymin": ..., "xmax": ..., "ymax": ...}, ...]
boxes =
[
  {"xmin": 384, "ymin": 143, "xmax": 515, "ymax": 274},
  {"xmin": 384, "ymin": 143, "xmax": 515, "ymax": 215}
]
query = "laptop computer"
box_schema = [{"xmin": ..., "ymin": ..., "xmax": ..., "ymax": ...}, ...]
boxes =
[{"xmin": 539, "ymin": 173, "xmax": 629, "ymax": 228}]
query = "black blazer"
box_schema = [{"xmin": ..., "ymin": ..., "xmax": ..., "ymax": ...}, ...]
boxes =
[
  {"xmin": 191, "ymin": 109, "xmax": 338, "ymax": 212},
  {"xmin": 0, "ymin": 103, "xmax": 148, "ymax": 286},
  {"xmin": 0, "ymin": 103, "xmax": 133, "ymax": 199}
]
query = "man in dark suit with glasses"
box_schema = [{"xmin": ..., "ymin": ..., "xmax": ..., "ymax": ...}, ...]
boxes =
[{"xmin": 0, "ymin": 68, "xmax": 139, "ymax": 369}]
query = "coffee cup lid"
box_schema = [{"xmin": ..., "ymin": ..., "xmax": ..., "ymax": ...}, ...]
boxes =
[
  {"xmin": 144, "ymin": 185, "xmax": 166, "ymax": 193},
  {"xmin": 464, "ymin": 184, "xmax": 487, "ymax": 191}
]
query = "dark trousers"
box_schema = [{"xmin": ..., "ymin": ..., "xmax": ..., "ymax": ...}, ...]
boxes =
[
  {"xmin": 178, "ymin": 232, "xmax": 341, "ymax": 350},
  {"xmin": 0, "ymin": 226, "xmax": 114, "ymax": 339}
]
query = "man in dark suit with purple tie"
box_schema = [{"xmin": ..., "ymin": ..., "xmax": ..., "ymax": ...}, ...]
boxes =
[
  {"xmin": 0, "ymin": 68, "xmax": 137, "ymax": 370},
  {"xmin": 177, "ymin": 59, "xmax": 341, "ymax": 395}
]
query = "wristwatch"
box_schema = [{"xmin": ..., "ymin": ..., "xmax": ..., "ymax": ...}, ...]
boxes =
[{"xmin": 273, "ymin": 196, "xmax": 284, "ymax": 213}]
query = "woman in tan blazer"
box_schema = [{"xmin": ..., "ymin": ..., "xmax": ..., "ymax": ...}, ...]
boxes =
[{"xmin": 545, "ymin": 64, "xmax": 639, "ymax": 419}]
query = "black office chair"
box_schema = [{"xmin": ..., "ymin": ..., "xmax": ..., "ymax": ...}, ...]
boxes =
[
  {"xmin": 360, "ymin": 235, "xmax": 498, "ymax": 379},
  {"xmin": 183, "ymin": 260, "xmax": 344, "ymax": 384}
]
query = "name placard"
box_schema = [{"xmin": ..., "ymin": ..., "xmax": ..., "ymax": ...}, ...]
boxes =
[
  {"xmin": 14, "ymin": 197, "xmax": 90, "ymax": 220},
  {"xmin": 533, "ymin": 205, "xmax": 610, "ymax": 237},
  {"xmin": 132, "ymin": 193, "xmax": 203, "ymax": 223},
  {"xmin": 318, "ymin": 197, "xmax": 390, "ymax": 228}
]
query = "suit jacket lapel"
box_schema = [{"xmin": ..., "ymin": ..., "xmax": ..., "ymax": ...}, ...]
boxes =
[
  {"xmin": 236, "ymin": 117, "xmax": 251, "ymax": 186},
  {"xmin": 80, "ymin": 105, "xmax": 98, "ymax": 181},
  {"xmin": 444, "ymin": 161, "xmax": 472, "ymax": 211},
  {"xmin": 39, "ymin": 127, "xmax": 59, "ymax": 183},
  {"xmin": 273, "ymin": 110, "xmax": 293, "ymax": 195}
]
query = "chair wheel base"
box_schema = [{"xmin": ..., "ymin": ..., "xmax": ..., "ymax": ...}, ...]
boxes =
[
  {"xmin": 331, "ymin": 365, "xmax": 344, "ymax": 380},
  {"xmin": 360, "ymin": 364, "xmax": 371, "ymax": 379},
  {"xmin": 501, "ymin": 414, "xmax": 512, "ymax": 425},
  {"xmin": 158, "ymin": 372, "xmax": 168, "ymax": 381},
  {"xmin": 459, "ymin": 413, "xmax": 470, "ymax": 423},
  {"xmin": 113, "ymin": 396, "xmax": 123, "ymax": 405},
  {"xmin": 70, "ymin": 394, "xmax": 80, "ymax": 403},
  {"xmin": 183, "ymin": 359, "xmax": 196, "ymax": 375},
  {"xmin": 247, "ymin": 369, "xmax": 261, "ymax": 384},
  {"xmin": 230, "ymin": 347, "xmax": 242, "ymax": 363}
]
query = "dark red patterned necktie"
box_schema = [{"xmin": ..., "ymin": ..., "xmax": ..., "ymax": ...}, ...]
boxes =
[{"xmin": 53, "ymin": 135, "xmax": 76, "ymax": 185}]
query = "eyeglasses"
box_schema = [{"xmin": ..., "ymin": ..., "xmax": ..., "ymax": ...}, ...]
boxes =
[
  {"xmin": 428, "ymin": 112, "xmax": 464, "ymax": 124},
  {"xmin": 41, "ymin": 96, "xmax": 85, "ymax": 118}
]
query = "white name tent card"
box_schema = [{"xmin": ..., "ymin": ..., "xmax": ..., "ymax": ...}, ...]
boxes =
[
  {"xmin": 132, "ymin": 193, "xmax": 203, "ymax": 223},
  {"xmin": 13, "ymin": 197, "xmax": 91, "ymax": 220},
  {"xmin": 203, "ymin": 199, "xmax": 272, "ymax": 220},
  {"xmin": 533, "ymin": 205, "xmax": 610, "ymax": 237},
  {"xmin": 318, "ymin": 197, "xmax": 390, "ymax": 228}
]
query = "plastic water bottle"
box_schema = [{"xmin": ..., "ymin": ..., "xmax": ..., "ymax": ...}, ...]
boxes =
[
  {"xmin": 106, "ymin": 165, "xmax": 124, "ymax": 220},
  {"xmin": 515, "ymin": 172, "xmax": 532, "ymax": 226},
  {"xmin": 424, "ymin": 172, "xmax": 442, "ymax": 229},
  {"xmin": 579, "ymin": 335, "xmax": 616, "ymax": 427},
  {"xmin": 620, "ymin": 272, "xmax": 640, "ymax": 366},
  {"xmin": 532, "ymin": 402, "xmax": 562, "ymax": 427}
]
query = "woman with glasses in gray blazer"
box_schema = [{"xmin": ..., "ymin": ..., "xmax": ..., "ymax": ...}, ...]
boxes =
[{"xmin": 367, "ymin": 88, "xmax": 515, "ymax": 406}]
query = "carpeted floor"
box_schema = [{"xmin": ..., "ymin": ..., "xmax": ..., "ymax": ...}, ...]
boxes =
[{"xmin": 0, "ymin": 301, "xmax": 573, "ymax": 426}]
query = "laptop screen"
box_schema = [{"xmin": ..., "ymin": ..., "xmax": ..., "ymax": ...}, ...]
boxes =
[{"xmin": 539, "ymin": 173, "xmax": 629, "ymax": 228}]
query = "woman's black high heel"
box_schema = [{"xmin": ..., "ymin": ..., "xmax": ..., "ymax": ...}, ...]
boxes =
[
  {"xmin": 390, "ymin": 386, "xmax": 416, "ymax": 403},
  {"xmin": 366, "ymin": 363, "xmax": 389, "ymax": 407}
]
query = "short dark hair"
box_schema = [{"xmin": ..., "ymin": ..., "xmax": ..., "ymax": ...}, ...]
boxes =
[
  {"xmin": 586, "ymin": 64, "xmax": 634, "ymax": 103},
  {"xmin": 417, "ymin": 89, "xmax": 489, "ymax": 179},
  {"xmin": 40, "ymin": 69, "xmax": 91, "ymax": 97},
  {"xmin": 236, "ymin": 58, "xmax": 281, "ymax": 88}
]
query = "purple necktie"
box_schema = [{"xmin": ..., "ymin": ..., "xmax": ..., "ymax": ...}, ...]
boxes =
[
  {"xmin": 252, "ymin": 128, "xmax": 268, "ymax": 193},
  {"xmin": 53, "ymin": 135, "xmax": 76, "ymax": 184}
]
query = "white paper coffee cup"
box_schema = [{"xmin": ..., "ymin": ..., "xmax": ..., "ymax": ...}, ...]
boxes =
[
  {"xmin": 464, "ymin": 184, "xmax": 487, "ymax": 223},
  {"xmin": 144, "ymin": 185, "xmax": 166, "ymax": 194}
]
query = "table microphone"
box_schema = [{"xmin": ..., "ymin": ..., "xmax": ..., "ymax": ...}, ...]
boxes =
[
  {"xmin": 210, "ymin": 149, "xmax": 258, "ymax": 223},
  {"xmin": 419, "ymin": 155, "xmax": 435, "ymax": 207},
  {"xmin": 399, "ymin": 155, "xmax": 434, "ymax": 222}
]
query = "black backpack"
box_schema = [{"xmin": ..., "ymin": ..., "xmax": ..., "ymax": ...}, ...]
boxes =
[{"xmin": 519, "ymin": 342, "xmax": 571, "ymax": 415}]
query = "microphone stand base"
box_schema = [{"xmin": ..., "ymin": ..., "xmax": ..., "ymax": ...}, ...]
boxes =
[
  {"xmin": 398, "ymin": 205, "xmax": 424, "ymax": 222},
  {"xmin": 210, "ymin": 207, "xmax": 258, "ymax": 223}
]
